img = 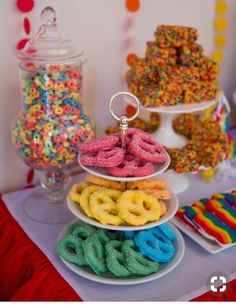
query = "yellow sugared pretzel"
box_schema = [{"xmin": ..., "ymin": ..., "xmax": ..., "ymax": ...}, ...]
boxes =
[
  {"xmin": 118, "ymin": 190, "xmax": 161, "ymax": 226},
  {"xmin": 159, "ymin": 201, "xmax": 167, "ymax": 216},
  {"xmin": 79, "ymin": 185, "xmax": 101, "ymax": 218},
  {"xmin": 90, "ymin": 189, "xmax": 123, "ymax": 226},
  {"xmin": 70, "ymin": 183, "xmax": 90, "ymax": 203}
]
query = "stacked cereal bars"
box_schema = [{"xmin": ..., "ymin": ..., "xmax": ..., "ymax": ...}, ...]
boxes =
[{"xmin": 127, "ymin": 25, "xmax": 219, "ymax": 107}]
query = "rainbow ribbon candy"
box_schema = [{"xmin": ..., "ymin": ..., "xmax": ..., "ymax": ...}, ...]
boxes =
[
  {"xmin": 176, "ymin": 207, "xmax": 198, "ymax": 231},
  {"xmin": 183, "ymin": 207, "xmax": 202, "ymax": 230},
  {"xmin": 206, "ymin": 198, "xmax": 236, "ymax": 230},
  {"xmin": 194, "ymin": 211, "xmax": 236, "ymax": 244},
  {"xmin": 192, "ymin": 198, "xmax": 209, "ymax": 211},
  {"xmin": 212, "ymin": 192, "xmax": 236, "ymax": 208}
]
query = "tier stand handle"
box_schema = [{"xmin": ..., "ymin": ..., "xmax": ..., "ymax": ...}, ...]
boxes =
[{"xmin": 109, "ymin": 91, "xmax": 140, "ymax": 190}]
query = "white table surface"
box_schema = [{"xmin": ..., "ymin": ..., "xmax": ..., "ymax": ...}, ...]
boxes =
[{"xmin": 2, "ymin": 171, "xmax": 236, "ymax": 301}]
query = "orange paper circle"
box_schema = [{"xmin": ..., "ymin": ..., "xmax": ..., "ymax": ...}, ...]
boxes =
[
  {"xmin": 126, "ymin": 104, "xmax": 137, "ymax": 116},
  {"xmin": 126, "ymin": 53, "xmax": 138, "ymax": 65},
  {"xmin": 214, "ymin": 34, "xmax": 226, "ymax": 48},
  {"xmin": 125, "ymin": 0, "xmax": 140, "ymax": 12},
  {"xmin": 215, "ymin": 1, "xmax": 228, "ymax": 15},
  {"xmin": 214, "ymin": 18, "xmax": 228, "ymax": 31}
]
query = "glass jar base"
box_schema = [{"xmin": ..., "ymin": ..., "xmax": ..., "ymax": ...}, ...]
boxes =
[{"xmin": 23, "ymin": 190, "xmax": 73, "ymax": 224}]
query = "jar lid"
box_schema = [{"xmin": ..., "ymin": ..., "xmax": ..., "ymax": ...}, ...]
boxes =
[{"xmin": 18, "ymin": 6, "xmax": 84, "ymax": 64}]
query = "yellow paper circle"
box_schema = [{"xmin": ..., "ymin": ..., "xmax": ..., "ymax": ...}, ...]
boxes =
[
  {"xmin": 214, "ymin": 34, "xmax": 226, "ymax": 48},
  {"xmin": 215, "ymin": 1, "xmax": 228, "ymax": 15},
  {"xmin": 214, "ymin": 18, "xmax": 228, "ymax": 31},
  {"xmin": 212, "ymin": 50, "xmax": 224, "ymax": 63}
]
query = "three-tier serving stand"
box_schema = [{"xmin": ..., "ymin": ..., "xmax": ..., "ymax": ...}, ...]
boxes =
[{"xmin": 62, "ymin": 92, "xmax": 185, "ymax": 285}]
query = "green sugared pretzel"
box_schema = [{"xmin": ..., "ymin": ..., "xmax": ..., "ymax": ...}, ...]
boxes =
[
  {"xmin": 96, "ymin": 229, "xmax": 112, "ymax": 245},
  {"xmin": 71, "ymin": 222, "xmax": 96, "ymax": 239},
  {"xmin": 56, "ymin": 234, "xmax": 87, "ymax": 266},
  {"xmin": 122, "ymin": 240, "xmax": 159, "ymax": 275},
  {"xmin": 82, "ymin": 235, "xmax": 107, "ymax": 275},
  {"xmin": 65, "ymin": 220, "xmax": 94, "ymax": 236},
  {"xmin": 106, "ymin": 241, "xmax": 133, "ymax": 277}
]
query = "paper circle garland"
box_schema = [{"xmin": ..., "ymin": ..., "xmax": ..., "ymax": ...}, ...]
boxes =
[
  {"xmin": 23, "ymin": 17, "xmax": 31, "ymax": 35},
  {"xmin": 214, "ymin": 34, "xmax": 226, "ymax": 48},
  {"xmin": 215, "ymin": 0, "xmax": 228, "ymax": 15},
  {"xmin": 16, "ymin": 0, "xmax": 34, "ymax": 13},
  {"xmin": 16, "ymin": 0, "xmax": 35, "ymax": 184},
  {"xmin": 126, "ymin": 52, "xmax": 138, "ymax": 65},
  {"xmin": 17, "ymin": 38, "xmax": 29, "ymax": 50},
  {"xmin": 212, "ymin": 0, "xmax": 228, "ymax": 66},
  {"xmin": 125, "ymin": 0, "xmax": 140, "ymax": 12},
  {"xmin": 214, "ymin": 17, "xmax": 228, "ymax": 31}
]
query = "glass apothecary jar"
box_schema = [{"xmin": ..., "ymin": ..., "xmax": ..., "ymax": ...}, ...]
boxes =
[{"xmin": 11, "ymin": 7, "xmax": 94, "ymax": 223}]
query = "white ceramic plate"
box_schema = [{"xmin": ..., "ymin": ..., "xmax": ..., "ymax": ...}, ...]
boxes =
[
  {"xmin": 171, "ymin": 217, "xmax": 236, "ymax": 254},
  {"xmin": 57, "ymin": 223, "xmax": 185, "ymax": 285},
  {"xmin": 67, "ymin": 192, "xmax": 178, "ymax": 231},
  {"xmin": 140, "ymin": 99, "xmax": 216, "ymax": 114},
  {"xmin": 78, "ymin": 152, "xmax": 170, "ymax": 182}
]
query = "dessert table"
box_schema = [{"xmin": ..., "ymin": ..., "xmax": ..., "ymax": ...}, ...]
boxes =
[{"xmin": 1, "ymin": 171, "xmax": 236, "ymax": 301}]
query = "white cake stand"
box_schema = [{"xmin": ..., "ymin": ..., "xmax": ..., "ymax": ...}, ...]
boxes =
[
  {"xmin": 142, "ymin": 99, "xmax": 216, "ymax": 148},
  {"xmin": 141, "ymin": 99, "xmax": 217, "ymax": 194}
]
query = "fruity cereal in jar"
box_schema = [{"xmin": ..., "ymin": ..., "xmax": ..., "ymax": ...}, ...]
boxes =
[{"xmin": 12, "ymin": 7, "xmax": 94, "ymax": 218}]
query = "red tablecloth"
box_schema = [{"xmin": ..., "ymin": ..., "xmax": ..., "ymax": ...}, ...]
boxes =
[
  {"xmin": 0, "ymin": 196, "xmax": 235, "ymax": 301},
  {"xmin": 0, "ymin": 197, "xmax": 81, "ymax": 301}
]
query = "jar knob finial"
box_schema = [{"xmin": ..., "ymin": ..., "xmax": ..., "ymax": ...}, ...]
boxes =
[{"xmin": 41, "ymin": 6, "xmax": 57, "ymax": 26}]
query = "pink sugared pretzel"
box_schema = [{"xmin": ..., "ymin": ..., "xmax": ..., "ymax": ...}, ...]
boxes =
[
  {"xmin": 107, "ymin": 154, "xmax": 137, "ymax": 177},
  {"xmin": 129, "ymin": 134, "xmax": 166, "ymax": 163},
  {"xmin": 80, "ymin": 152, "xmax": 98, "ymax": 166},
  {"xmin": 79, "ymin": 127, "xmax": 167, "ymax": 177},
  {"xmin": 108, "ymin": 154, "xmax": 155, "ymax": 177},
  {"xmin": 97, "ymin": 147, "xmax": 125, "ymax": 168},
  {"xmin": 120, "ymin": 128, "xmax": 150, "ymax": 146},
  {"xmin": 79, "ymin": 134, "xmax": 120, "ymax": 153},
  {"xmin": 133, "ymin": 161, "xmax": 155, "ymax": 177}
]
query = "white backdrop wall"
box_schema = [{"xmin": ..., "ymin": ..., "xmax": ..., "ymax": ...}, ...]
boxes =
[{"xmin": 0, "ymin": 0, "xmax": 235, "ymax": 193}]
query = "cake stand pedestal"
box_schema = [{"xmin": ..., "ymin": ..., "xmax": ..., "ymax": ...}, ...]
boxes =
[{"xmin": 141, "ymin": 99, "xmax": 217, "ymax": 194}]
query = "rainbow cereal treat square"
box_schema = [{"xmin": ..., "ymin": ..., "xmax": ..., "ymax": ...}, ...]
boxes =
[
  {"xmin": 158, "ymin": 65, "xmax": 199, "ymax": 86},
  {"xmin": 200, "ymin": 142, "xmax": 228, "ymax": 167},
  {"xmin": 155, "ymin": 25, "xmax": 199, "ymax": 48},
  {"xmin": 178, "ymin": 43, "xmax": 204, "ymax": 66},
  {"xmin": 139, "ymin": 83, "xmax": 182, "ymax": 107},
  {"xmin": 183, "ymin": 80, "xmax": 218, "ymax": 104},
  {"xmin": 126, "ymin": 69, "xmax": 147, "ymax": 87},
  {"xmin": 198, "ymin": 80, "xmax": 219, "ymax": 100},
  {"xmin": 182, "ymin": 80, "xmax": 201, "ymax": 103},
  {"xmin": 167, "ymin": 147, "xmax": 200, "ymax": 173},
  {"xmin": 127, "ymin": 81, "xmax": 140, "ymax": 97},
  {"xmin": 146, "ymin": 41, "xmax": 177, "ymax": 66},
  {"xmin": 198, "ymin": 56, "xmax": 219, "ymax": 81},
  {"xmin": 126, "ymin": 59, "xmax": 159, "ymax": 86}
]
